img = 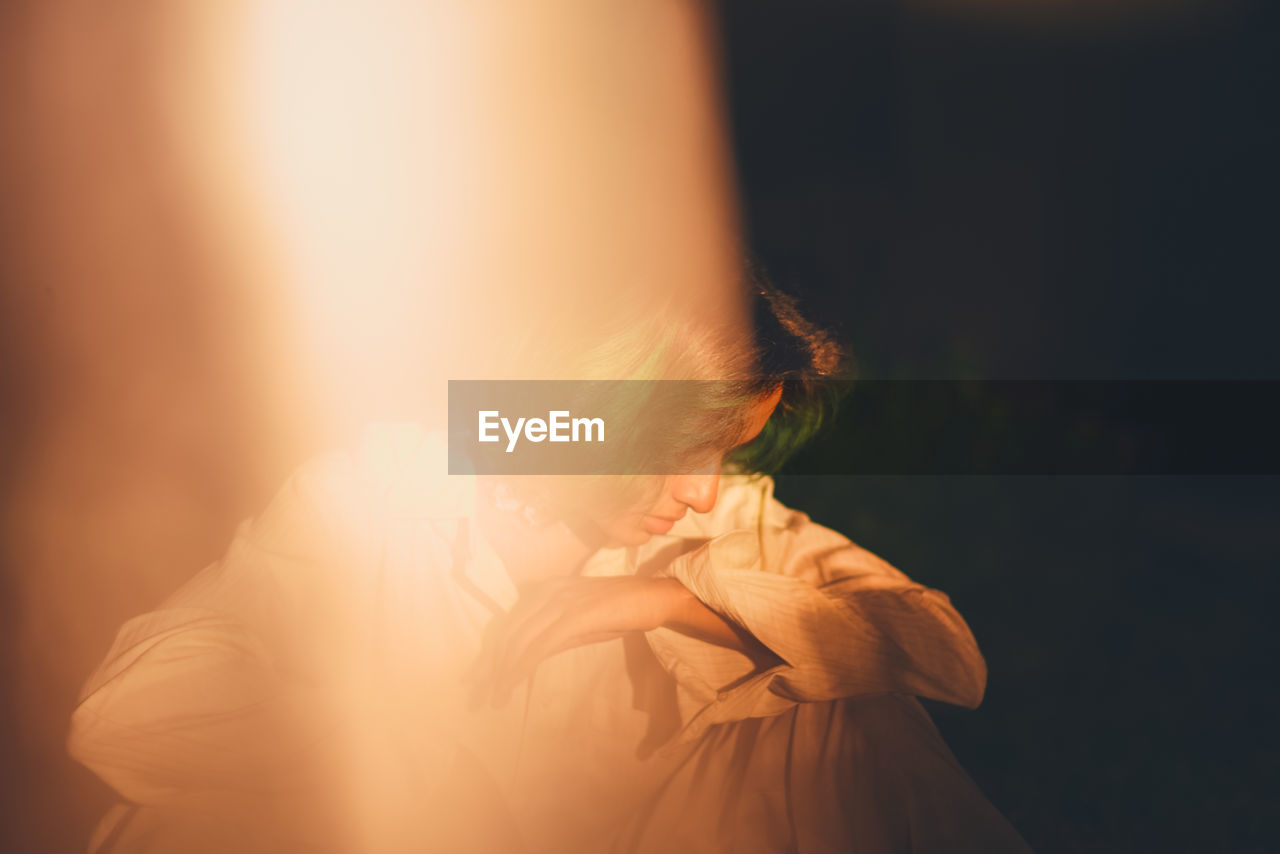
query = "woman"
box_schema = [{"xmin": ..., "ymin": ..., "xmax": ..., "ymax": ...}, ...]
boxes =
[{"xmin": 68, "ymin": 283, "xmax": 1032, "ymax": 853}]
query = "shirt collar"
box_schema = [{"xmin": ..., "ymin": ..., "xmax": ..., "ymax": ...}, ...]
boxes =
[{"xmin": 357, "ymin": 421, "xmax": 518, "ymax": 614}]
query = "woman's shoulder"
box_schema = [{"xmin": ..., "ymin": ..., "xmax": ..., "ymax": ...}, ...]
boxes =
[
  {"xmin": 243, "ymin": 423, "xmax": 474, "ymax": 558},
  {"xmin": 282, "ymin": 422, "xmax": 473, "ymax": 520}
]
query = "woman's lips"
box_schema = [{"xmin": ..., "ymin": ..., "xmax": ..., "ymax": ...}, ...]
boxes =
[{"xmin": 642, "ymin": 514, "xmax": 680, "ymax": 535}]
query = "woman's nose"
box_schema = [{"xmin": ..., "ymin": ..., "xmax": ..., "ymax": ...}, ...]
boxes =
[{"xmin": 670, "ymin": 470, "xmax": 720, "ymax": 514}]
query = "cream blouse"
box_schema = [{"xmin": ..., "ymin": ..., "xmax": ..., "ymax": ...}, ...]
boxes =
[{"xmin": 68, "ymin": 422, "xmax": 988, "ymax": 853}]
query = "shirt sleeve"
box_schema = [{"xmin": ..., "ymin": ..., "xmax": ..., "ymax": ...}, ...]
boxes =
[
  {"xmin": 643, "ymin": 476, "xmax": 988, "ymax": 742},
  {"xmin": 68, "ymin": 425, "xmax": 483, "ymax": 817},
  {"xmin": 66, "ymin": 606, "xmax": 331, "ymax": 806},
  {"xmin": 66, "ymin": 448, "xmax": 387, "ymax": 806}
]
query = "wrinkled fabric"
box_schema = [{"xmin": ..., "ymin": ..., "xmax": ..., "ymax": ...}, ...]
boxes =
[
  {"xmin": 68, "ymin": 423, "xmax": 1029, "ymax": 853},
  {"xmin": 608, "ymin": 693, "xmax": 1031, "ymax": 854}
]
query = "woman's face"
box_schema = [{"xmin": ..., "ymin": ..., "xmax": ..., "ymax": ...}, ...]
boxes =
[{"xmin": 586, "ymin": 385, "xmax": 784, "ymax": 546}]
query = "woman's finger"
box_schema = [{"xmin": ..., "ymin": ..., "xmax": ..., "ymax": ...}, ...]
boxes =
[
  {"xmin": 478, "ymin": 581, "xmax": 566, "ymax": 699},
  {"xmin": 489, "ymin": 592, "xmax": 585, "ymax": 703},
  {"xmin": 492, "ymin": 614, "xmax": 573, "ymax": 707},
  {"xmin": 472, "ymin": 580, "xmax": 580, "ymax": 708},
  {"xmin": 493, "ymin": 621, "xmax": 622, "ymax": 708},
  {"xmin": 464, "ymin": 610, "xmax": 511, "ymax": 711}
]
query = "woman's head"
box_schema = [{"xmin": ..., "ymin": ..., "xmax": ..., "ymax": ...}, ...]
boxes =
[
  {"xmin": 581, "ymin": 383, "xmax": 784, "ymax": 545},
  {"xmin": 485, "ymin": 265, "xmax": 847, "ymax": 545}
]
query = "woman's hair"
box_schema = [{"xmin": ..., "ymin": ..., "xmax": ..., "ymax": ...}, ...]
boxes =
[
  {"xmin": 486, "ymin": 262, "xmax": 848, "ymax": 518},
  {"xmin": 575, "ymin": 264, "xmax": 848, "ymax": 480},
  {"xmin": 729, "ymin": 263, "xmax": 849, "ymax": 475}
]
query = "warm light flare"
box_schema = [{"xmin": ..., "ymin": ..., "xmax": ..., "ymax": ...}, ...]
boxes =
[
  {"xmin": 237, "ymin": 0, "xmax": 746, "ymax": 436},
  {"xmin": 5, "ymin": 1, "xmax": 747, "ymax": 849}
]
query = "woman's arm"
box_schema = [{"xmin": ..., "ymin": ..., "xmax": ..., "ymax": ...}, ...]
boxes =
[
  {"xmin": 67, "ymin": 606, "xmax": 320, "ymax": 805},
  {"xmin": 67, "ymin": 448, "xmax": 385, "ymax": 805},
  {"xmin": 660, "ymin": 576, "xmax": 778, "ymax": 659},
  {"xmin": 471, "ymin": 477, "xmax": 986, "ymax": 722},
  {"xmin": 636, "ymin": 477, "xmax": 988, "ymax": 740},
  {"xmin": 467, "ymin": 573, "xmax": 777, "ymax": 709}
]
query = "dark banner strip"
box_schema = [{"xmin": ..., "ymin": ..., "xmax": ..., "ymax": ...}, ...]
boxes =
[
  {"xmin": 449, "ymin": 380, "xmax": 1280, "ymax": 476},
  {"xmin": 781, "ymin": 381, "xmax": 1280, "ymax": 475}
]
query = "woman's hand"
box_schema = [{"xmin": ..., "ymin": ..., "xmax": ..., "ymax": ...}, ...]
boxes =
[{"xmin": 464, "ymin": 575, "xmax": 757, "ymax": 710}]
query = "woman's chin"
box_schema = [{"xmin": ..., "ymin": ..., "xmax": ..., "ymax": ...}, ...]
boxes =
[
  {"xmin": 590, "ymin": 513, "xmax": 673, "ymax": 547},
  {"xmin": 599, "ymin": 521, "xmax": 657, "ymax": 547},
  {"xmin": 616, "ymin": 529, "xmax": 655, "ymax": 547}
]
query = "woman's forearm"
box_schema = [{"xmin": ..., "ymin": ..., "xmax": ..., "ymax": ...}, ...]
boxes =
[{"xmin": 656, "ymin": 577, "xmax": 774, "ymax": 660}]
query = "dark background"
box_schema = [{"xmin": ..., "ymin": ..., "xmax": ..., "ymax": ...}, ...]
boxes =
[{"xmin": 720, "ymin": 1, "xmax": 1277, "ymax": 851}]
